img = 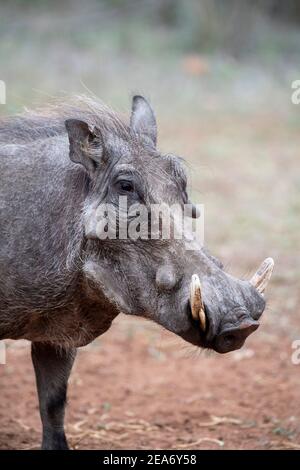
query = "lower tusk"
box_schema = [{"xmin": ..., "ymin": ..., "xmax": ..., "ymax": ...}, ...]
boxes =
[
  {"xmin": 190, "ymin": 274, "xmax": 206, "ymax": 331},
  {"xmin": 250, "ymin": 257, "xmax": 274, "ymax": 294},
  {"xmin": 198, "ymin": 307, "xmax": 206, "ymax": 332}
]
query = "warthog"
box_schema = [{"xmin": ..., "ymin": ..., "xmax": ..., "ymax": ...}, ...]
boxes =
[{"xmin": 0, "ymin": 95, "xmax": 274, "ymax": 449}]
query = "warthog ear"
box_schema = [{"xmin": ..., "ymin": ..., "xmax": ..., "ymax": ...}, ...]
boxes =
[
  {"xmin": 130, "ymin": 95, "xmax": 157, "ymax": 148},
  {"xmin": 65, "ymin": 119, "xmax": 104, "ymax": 173}
]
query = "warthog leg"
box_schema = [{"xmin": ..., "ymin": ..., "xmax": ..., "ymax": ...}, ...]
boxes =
[{"xmin": 31, "ymin": 342, "xmax": 76, "ymax": 450}]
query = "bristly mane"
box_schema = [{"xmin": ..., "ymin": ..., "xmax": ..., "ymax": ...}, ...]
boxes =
[{"xmin": 0, "ymin": 95, "xmax": 131, "ymax": 146}]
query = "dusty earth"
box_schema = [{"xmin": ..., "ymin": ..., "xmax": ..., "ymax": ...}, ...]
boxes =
[{"xmin": 1, "ymin": 314, "xmax": 300, "ymax": 451}]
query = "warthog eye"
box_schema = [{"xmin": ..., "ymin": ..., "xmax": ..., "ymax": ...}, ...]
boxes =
[{"xmin": 116, "ymin": 179, "xmax": 134, "ymax": 193}]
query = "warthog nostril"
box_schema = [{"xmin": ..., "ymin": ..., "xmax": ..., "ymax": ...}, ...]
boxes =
[{"xmin": 223, "ymin": 334, "xmax": 235, "ymax": 345}]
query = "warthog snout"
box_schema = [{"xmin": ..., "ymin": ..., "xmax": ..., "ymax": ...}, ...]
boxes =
[{"xmin": 186, "ymin": 258, "xmax": 274, "ymax": 353}]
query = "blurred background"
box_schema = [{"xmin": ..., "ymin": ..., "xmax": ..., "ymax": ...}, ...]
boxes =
[{"xmin": 1, "ymin": 0, "xmax": 300, "ymax": 450}]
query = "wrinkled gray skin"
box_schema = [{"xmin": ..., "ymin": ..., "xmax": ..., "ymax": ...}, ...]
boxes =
[{"xmin": 0, "ymin": 96, "xmax": 265, "ymax": 449}]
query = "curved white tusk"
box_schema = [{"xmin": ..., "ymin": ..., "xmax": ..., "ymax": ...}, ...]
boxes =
[
  {"xmin": 190, "ymin": 274, "xmax": 206, "ymax": 331},
  {"xmin": 250, "ymin": 257, "xmax": 274, "ymax": 294}
]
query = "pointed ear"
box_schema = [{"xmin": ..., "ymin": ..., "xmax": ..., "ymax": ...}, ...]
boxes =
[
  {"xmin": 65, "ymin": 119, "xmax": 104, "ymax": 173},
  {"xmin": 130, "ymin": 95, "xmax": 157, "ymax": 148}
]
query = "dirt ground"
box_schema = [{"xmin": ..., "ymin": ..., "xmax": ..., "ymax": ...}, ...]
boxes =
[{"xmin": 1, "ymin": 313, "xmax": 300, "ymax": 451}]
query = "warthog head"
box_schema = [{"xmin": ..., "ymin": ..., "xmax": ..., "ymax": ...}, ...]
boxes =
[{"xmin": 65, "ymin": 96, "xmax": 274, "ymax": 353}]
